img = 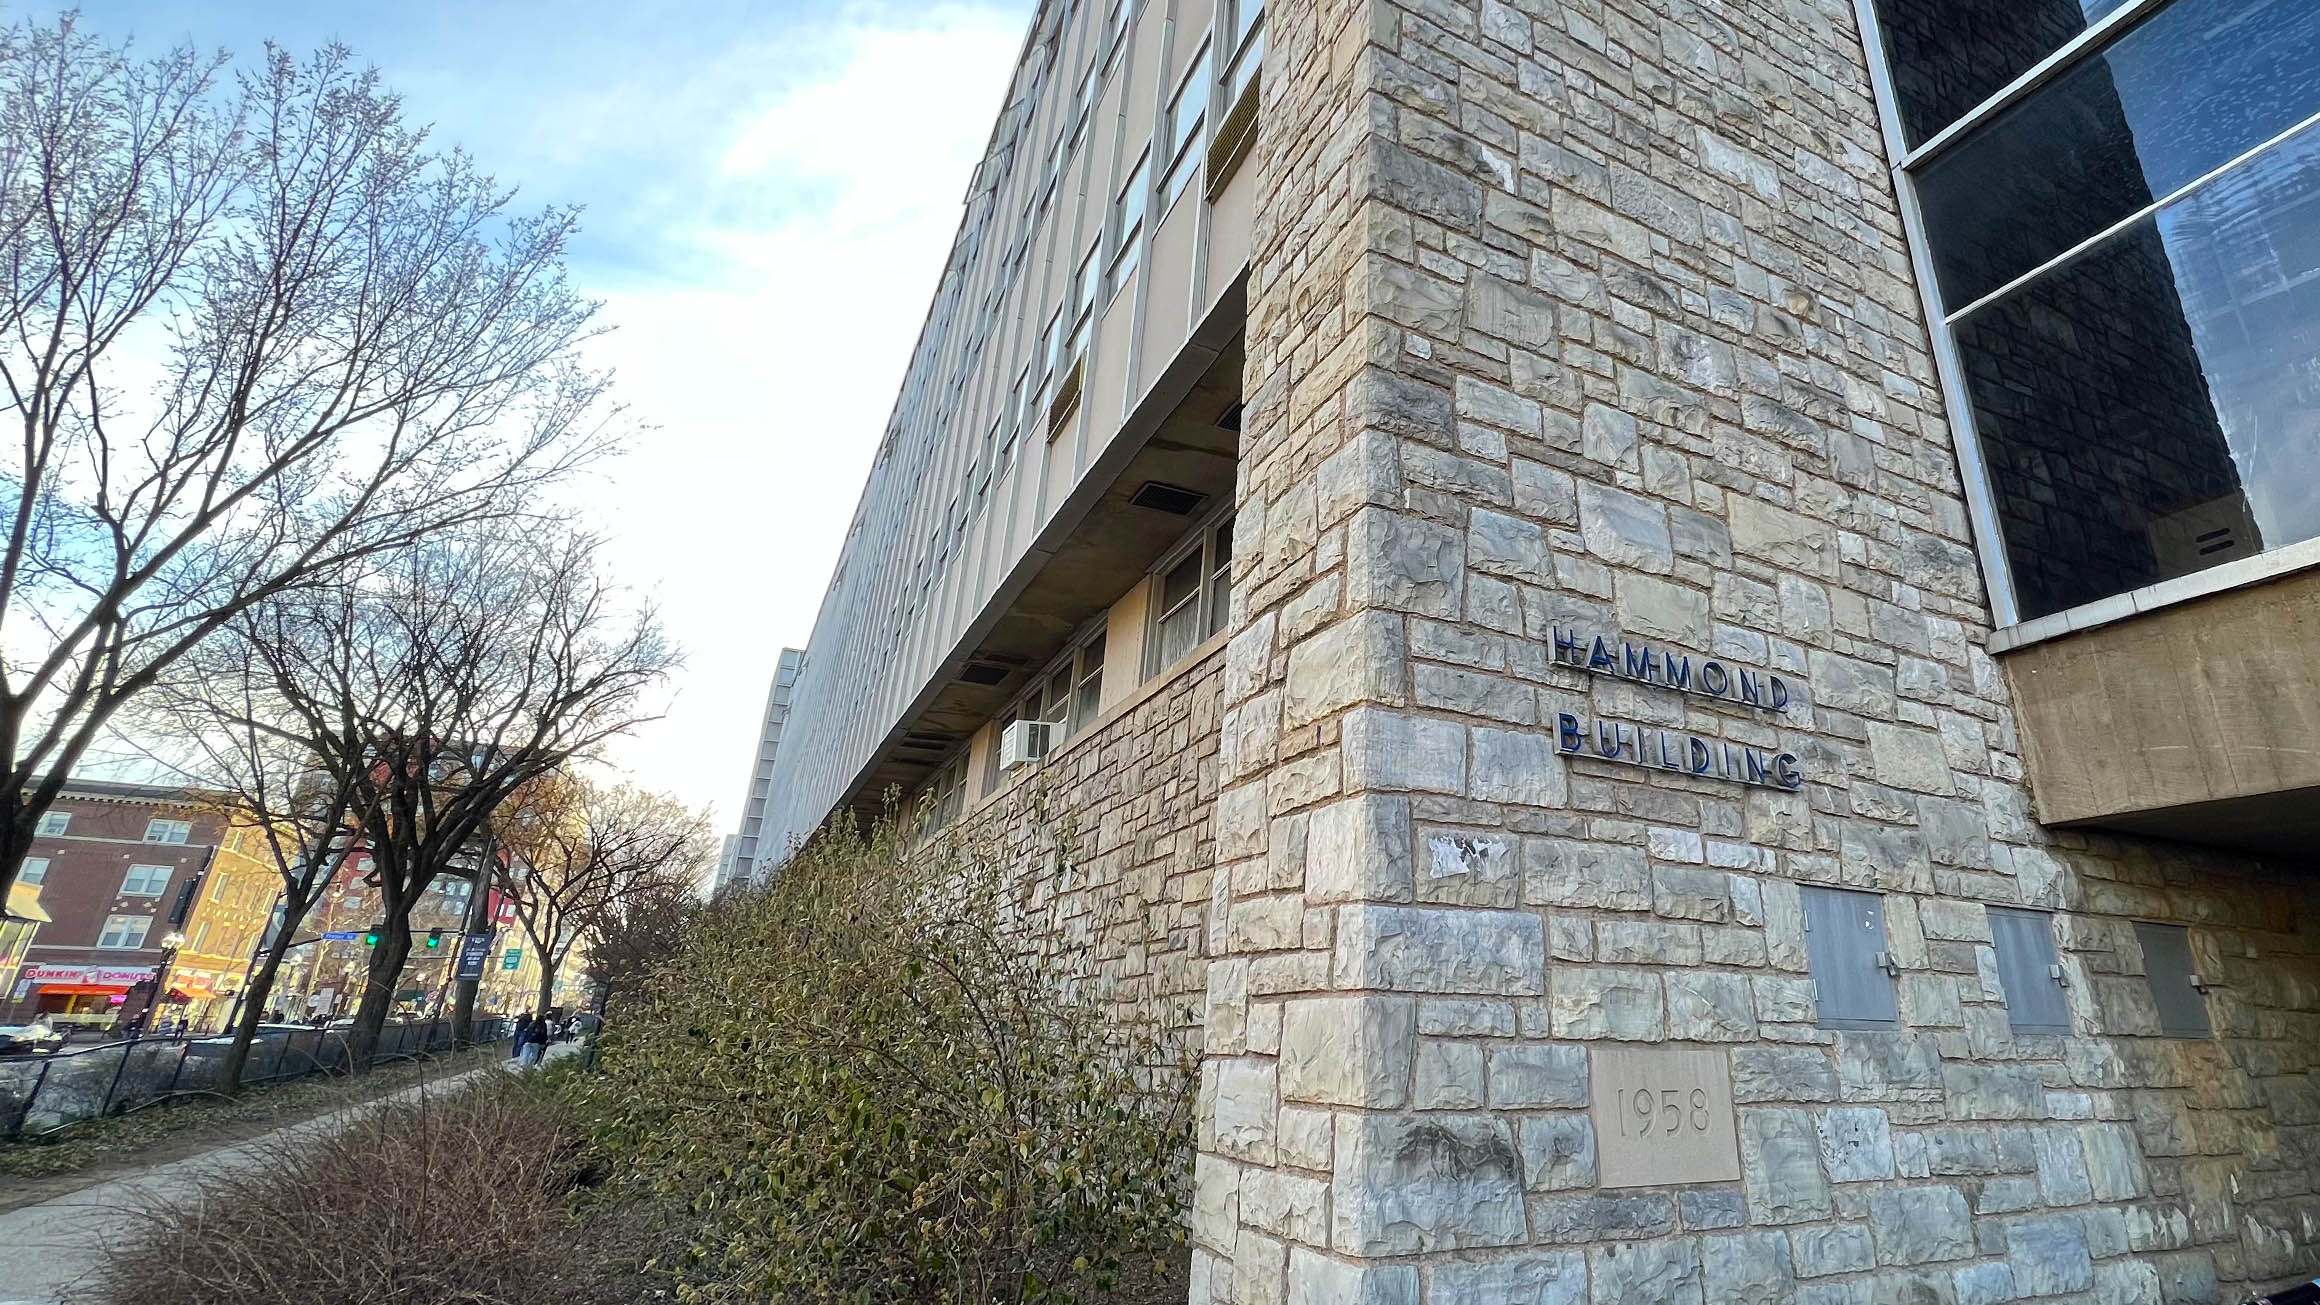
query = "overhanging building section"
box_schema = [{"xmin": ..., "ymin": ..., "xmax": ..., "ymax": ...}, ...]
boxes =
[{"xmin": 760, "ymin": 0, "xmax": 1264, "ymax": 855}]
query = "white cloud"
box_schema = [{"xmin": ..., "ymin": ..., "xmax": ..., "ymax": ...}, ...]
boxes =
[{"xmin": 568, "ymin": 5, "xmax": 1025, "ymax": 826}]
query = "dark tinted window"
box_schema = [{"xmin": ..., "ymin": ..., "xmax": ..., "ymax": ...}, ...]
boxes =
[
  {"xmin": 1915, "ymin": 0, "xmax": 2320, "ymax": 307},
  {"xmin": 1872, "ymin": 0, "xmax": 2135, "ymax": 145},
  {"xmin": 1957, "ymin": 123, "xmax": 2320, "ymax": 619}
]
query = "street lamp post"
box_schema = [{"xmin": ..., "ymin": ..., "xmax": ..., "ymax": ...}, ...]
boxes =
[{"xmin": 149, "ymin": 930, "xmax": 187, "ymax": 1036}]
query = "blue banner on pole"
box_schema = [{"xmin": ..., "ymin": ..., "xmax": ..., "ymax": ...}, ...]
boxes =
[{"xmin": 457, "ymin": 932, "xmax": 495, "ymax": 981}]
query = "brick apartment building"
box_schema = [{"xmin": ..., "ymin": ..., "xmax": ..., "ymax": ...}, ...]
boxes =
[
  {"xmin": 743, "ymin": 0, "xmax": 2320, "ymax": 1301},
  {"xmin": 4, "ymin": 781, "xmax": 223, "ymax": 1031}
]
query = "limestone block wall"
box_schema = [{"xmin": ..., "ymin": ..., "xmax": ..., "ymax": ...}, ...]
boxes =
[
  {"xmin": 959, "ymin": 642, "xmax": 1227, "ymax": 1036},
  {"xmin": 1194, "ymin": 0, "xmax": 2320, "ymax": 1303}
]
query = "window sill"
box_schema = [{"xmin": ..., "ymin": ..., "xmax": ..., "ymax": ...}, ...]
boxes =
[{"xmin": 1988, "ymin": 538, "xmax": 2320, "ymax": 654}]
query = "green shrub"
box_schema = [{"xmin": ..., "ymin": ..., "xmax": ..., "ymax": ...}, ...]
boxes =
[{"xmin": 576, "ymin": 812, "xmax": 1195, "ymax": 1304}]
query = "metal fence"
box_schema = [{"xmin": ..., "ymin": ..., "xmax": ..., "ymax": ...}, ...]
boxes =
[{"xmin": 0, "ymin": 1016, "xmax": 516, "ymax": 1140}]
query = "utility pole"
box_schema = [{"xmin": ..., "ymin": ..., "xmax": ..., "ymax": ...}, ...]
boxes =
[{"xmin": 449, "ymin": 827, "xmax": 498, "ymax": 1047}]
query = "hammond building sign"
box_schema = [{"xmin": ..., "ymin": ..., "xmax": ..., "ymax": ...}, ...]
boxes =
[{"xmin": 1545, "ymin": 625, "xmax": 1806, "ymax": 791}]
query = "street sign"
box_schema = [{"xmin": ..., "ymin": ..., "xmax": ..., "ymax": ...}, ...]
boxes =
[
  {"xmin": 501, "ymin": 948, "xmax": 522, "ymax": 971},
  {"xmin": 456, "ymin": 932, "xmax": 494, "ymax": 981},
  {"xmin": 321, "ymin": 930, "xmax": 365, "ymax": 941}
]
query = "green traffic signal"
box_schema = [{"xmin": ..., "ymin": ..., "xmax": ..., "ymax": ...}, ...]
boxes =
[
  {"xmin": 363, "ymin": 930, "xmax": 380, "ymax": 946},
  {"xmin": 425, "ymin": 929, "xmax": 442, "ymax": 949}
]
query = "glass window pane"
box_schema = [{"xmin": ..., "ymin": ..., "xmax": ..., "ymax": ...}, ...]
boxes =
[
  {"xmin": 20, "ymin": 857, "xmax": 46, "ymax": 885},
  {"xmin": 1168, "ymin": 44, "xmax": 1211, "ymax": 160},
  {"xmin": 1159, "ymin": 550, "xmax": 1202, "ymax": 615},
  {"xmin": 1157, "ymin": 604, "xmax": 1199, "ymax": 668},
  {"xmin": 1045, "ymin": 668, "xmax": 1073, "ymax": 722},
  {"xmin": 1872, "ymin": 0, "xmax": 2144, "ymax": 147},
  {"xmin": 1957, "ymin": 122, "xmax": 2320, "ymax": 619},
  {"xmin": 1916, "ymin": 0, "xmax": 2320, "ymax": 307},
  {"xmin": 1073, "ymin": 635, "xmax": 1105, "ymax": 732},
  {"xmin": 1205, "ymin": 524, "xmax": 1234, "ymax": 639}
]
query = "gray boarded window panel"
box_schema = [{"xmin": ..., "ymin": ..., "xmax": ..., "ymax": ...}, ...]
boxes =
[
  {"xmin": 1989, "ymin": 907, "xmax": 2071, "ymax": 1035},
  {"xmin": 1801, "ymin": 887, "xmax": 1898, "ymax": 1030},
  {"xmin": 2135, "ymin": 922, "xmax": 2212, "ymax": 1039}
]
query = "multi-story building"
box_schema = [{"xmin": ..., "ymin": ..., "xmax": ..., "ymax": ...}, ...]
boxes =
[
  {"xmin": 721, "ymin": 647, "xmax": 804, "ymax": 889},
  {"xmin": 4, "ymin": 781, "xmax": 220, "ymax": 1031},
  {"xmin": 167, "ymin": 822, "xmax": 289, "ymax": 1030},
  {"xmin": 0, "ymin": 882, "xmax": 47, "ymax": 1000},
  {"xmin": 752, "ymin": 0, "xmax": 2320, "ymax": 1300}
]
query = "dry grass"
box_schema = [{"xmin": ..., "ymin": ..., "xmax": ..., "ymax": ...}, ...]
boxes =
[{"xmin": 86, "ymin": 1073, "xmax": 582, "ymax": 1305}]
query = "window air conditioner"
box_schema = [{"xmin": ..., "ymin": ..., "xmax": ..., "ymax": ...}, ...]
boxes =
[{"xmin": 999, "ymin": 719, "xmax": 1052, "ymax": 770}]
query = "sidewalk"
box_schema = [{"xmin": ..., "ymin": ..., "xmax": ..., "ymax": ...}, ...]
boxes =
[{"xmin": 0, "ymin": 1045, "xmax": 574, "ymax": 1304}]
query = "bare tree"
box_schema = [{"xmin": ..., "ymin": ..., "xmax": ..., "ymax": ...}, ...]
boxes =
[
  {"xmin": 580, "ymin": 866, "xmax": 700, "ymax": 1018},
  {"xmin": 494, "ymin": 775, "xmax": 707, "ymax": 1018},
  {"xmin": 172, "ymin": 523, "xmax": 670, "ymax": 1069},
  {"xmin": 0, "ymin": 18, "xmax": 616, "ymax": 901}
]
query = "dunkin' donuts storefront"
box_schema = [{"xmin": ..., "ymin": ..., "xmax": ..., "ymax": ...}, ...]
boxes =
[{"xmin": 14, "ymin": 963, "xmax": 158, "ymax": 1029}]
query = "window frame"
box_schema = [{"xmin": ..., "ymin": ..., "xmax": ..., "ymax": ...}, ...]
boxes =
[
  {"xmin": 143, "ymin": 817, "xmax": 193, "ymax": 845},
  {"xmin": 985, "ymin": 619, "xmax": 1112, "ymax": 791},
  {"xmin": 1848, "ymin": 0, "xmax": 2320, "ymax": 640},
  {"xmin": 1107, "ymin": 146, "xmax": 1152, "ymax": 299},
  {"xmin": 120, "ymin": 864, "xmax": 174, "ymax": 897},
  {"xmin": 19, "ymin": 856, "xmax": 47, "ymax": 886},
  {"xmin": 1159, "ymin": 37, "xmax": 1213, "ymax": 213},
  {"xmin": 1144, "ymin": 508, "xmax": 1234, "ymax": 679},
  {"xmin": 97, "ymin": 913, "xmax": 154, "ymax": 950},
  {"xmin": 35, "ymin": 811, "xmax": 70, "ymax": 837}
]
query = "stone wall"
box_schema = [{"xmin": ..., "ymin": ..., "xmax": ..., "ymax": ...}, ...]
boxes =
[
  {"xmin": 1195, "ymin": 0, "xmax": 2320, "ymax": 1303},
  {"xmin": 957, "ymin": 642, "xmax": 1227, "ymax": 1038}
]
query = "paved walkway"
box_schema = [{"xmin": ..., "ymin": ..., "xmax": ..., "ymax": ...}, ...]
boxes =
[{"xmin": 0, "ymin": 1046, "xmax": 575, "ymax": 1304}]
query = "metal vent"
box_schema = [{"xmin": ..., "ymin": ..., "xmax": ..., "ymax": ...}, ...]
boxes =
[
  {"xmin": 1215, "ymin": 402, "xmax": 1244, "ymax": 432},
  {"xmin": 1129, "ymin": 481, "xmax": 1207, "ymax": 515},
  {"xmin": 958, "ymin": 662, "xmax": 1011, "ymax": 686}
]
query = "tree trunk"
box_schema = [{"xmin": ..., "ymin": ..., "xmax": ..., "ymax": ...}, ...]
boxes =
[
  {"xmin": 534, "ymin": 953, "xmax": 559, "ymax": 1020},
  {"xmin": 220, "ymin": 939, "xmax": 291, "ymax": 1094},
  {"xmin": 346, "ymin": 930, "xmax": 412, "ymax": 1071}
]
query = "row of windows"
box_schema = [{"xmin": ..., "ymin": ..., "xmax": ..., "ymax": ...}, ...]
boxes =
[
  {"xmin": 1803, "ymin": 887, "xmax": 2210, "ymax": 1039},
  {"xmin": 1866, "ymin": 0, "xmax": 2320, "ymax": 623},
  {"xmin": 899, "ymin": 0, "xmax": 1263, "ymax": 637},
  {"xmin": 912, "ymin": 510, "xmax": 1235, "ymax": 836},
  {"xmin": 17, "ymin": 857, "xmax": 180, "ymax": 897},
  {"xmin": 32, "ymin": 811, "xmax": 195, "ymax": 843}
]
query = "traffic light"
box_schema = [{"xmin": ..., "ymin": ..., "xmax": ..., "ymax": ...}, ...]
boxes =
[
  {"xmin": 363, "ymin": 930, "xmax": 380, "ymax": 946},
  {"xmin": 425, "ymin": 929, "xmax": 442, "ymax": 949}
]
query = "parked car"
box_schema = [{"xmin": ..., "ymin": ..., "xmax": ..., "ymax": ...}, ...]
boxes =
[{"xmin": 0, "ymin": 1018, "xmax": 65, "ymax": 1056}]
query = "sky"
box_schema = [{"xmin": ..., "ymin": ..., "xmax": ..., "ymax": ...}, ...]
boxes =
[{"xmin": 24, "ymin": 0, "xmax": 1034, "ymax": 828}]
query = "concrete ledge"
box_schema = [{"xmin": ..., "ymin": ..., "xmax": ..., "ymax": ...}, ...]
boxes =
[{"xmin": 2001, "ymin": 566, "xmax": 2320, "ymax": 858}]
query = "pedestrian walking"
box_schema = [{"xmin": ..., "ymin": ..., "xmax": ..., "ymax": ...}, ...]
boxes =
[{"xmin": 517, "ymin": 1012, "xmax": 548, "ymax": 1068}]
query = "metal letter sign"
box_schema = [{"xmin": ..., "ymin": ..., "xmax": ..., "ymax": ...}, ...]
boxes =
[
  {"xmin": 456, "ymin": 932, "xmax": 495, "ymax": 980},
  {"xmin": 1589, "ymin": 1047, "xmax": 1741, "ymax": 1188}
]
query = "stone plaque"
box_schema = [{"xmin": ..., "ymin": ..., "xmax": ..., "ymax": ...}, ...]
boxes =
[{"xmin": 1589, "ymin": 1046, "xmax": 1741, "ymax": 1188}]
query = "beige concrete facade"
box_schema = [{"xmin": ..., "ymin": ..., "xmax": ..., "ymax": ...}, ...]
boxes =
[
  {"xmin": 760, "ymin": 0, "xmax": 2320, "ymax": 1302},
  {"xmin": 2003, "ymin": 569, "xmax": 2320, "ymax": 857}
]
